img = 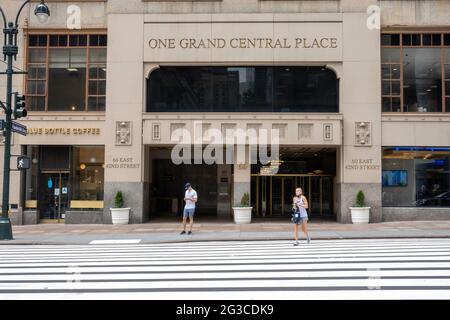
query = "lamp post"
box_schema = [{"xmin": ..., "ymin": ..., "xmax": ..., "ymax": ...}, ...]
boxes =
[{"xmin": 0, "ymin": 1, "xmax": 50, "ymax": 240}]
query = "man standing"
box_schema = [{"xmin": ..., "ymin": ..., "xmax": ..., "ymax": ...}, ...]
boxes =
[{"xmin": 180, "ymin": 182, "xmax": 198, "ymax": 235}]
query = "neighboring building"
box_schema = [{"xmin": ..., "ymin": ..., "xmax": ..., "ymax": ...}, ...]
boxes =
[{"xmin": 0, "ymin": 0, "xmax": 450, "ymax": 224}]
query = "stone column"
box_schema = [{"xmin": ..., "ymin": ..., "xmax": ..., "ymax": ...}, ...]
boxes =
[
  {"xmin": 217, "ymin": 164, "xmax": 232, "ymax": 217},
  {"xmin": 338, "ymin": 8, "xmax": 382, "ymax": 223},
  {"xmin": 103, "ymin": 14, "xmax": 146, "ymax": 224},
  {"xmin": 233, "ymin": 145, "xmax": 251, "ymax": 207}
]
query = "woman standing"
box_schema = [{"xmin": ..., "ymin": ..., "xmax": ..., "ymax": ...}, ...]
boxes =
[{"xmin": 292, "ymin": 187, "xmax": 311, "ymax": 246}]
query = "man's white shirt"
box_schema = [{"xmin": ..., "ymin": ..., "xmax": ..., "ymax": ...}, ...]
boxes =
[{"xmin": 184, "ymin": 189, "xmax": 198, "ymax": 209}]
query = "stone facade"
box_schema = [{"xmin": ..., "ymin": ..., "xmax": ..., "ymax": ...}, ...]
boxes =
[{"xmin": 0, "ymin": 1, "xmax": 449, "ymax": 224}]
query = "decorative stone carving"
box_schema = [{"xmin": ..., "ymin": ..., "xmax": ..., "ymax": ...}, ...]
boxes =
[
  {"xmin": 170, "ymin": 123, "xmax": 185, "ymax": 134},
  {"xmin": 272, "ymin": 123, "xmax": 287, "ymax": 139},
  {"xmin": 355, "ymin": 122, "xmax": 371, "ymax": 146},
  {"xmin": 221, "ymin": 123, "xmax": 236, "ymax": 138},
  {"xmin": 115, "ymin": 121, "xmax": 132, "ymax": 145},
  {"xmin": 323, "ymin": 123, "xmax": 333, "ymax": 141},
  {"xmin": 152, "ymin": 123, "xmax": 161, "ymax": 140},
  {"xmin": 298, "ymin": 124, "xmax": 313, "ymax": 139}
]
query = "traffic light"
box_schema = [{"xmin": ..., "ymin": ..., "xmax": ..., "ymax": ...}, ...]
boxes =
[{"xmin": 13, "ymin": 93, "xmax": 27, "ymax": 119}]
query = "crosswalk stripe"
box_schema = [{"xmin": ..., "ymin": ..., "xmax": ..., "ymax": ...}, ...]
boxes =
[
  {"xmin": 89, "ymin": 240, "xmax": 141, "ymax": 244},
  {"xmin": 2, "ymin": 290, "xmax": 450, "ymax": 300},
  {"xmin": 1, "ymin": 256, "xmax": 450, "ymax": 268},
  {"xmin": 1, "ymin": 239, "xmax": 450, "ymax": 299},
  {"xmin": 1, "ymin": 269, "xmax": 450, "ymax": 282},
  {"xmin": 1, "ymin": 246, "xmax": 450, "ymax": 258},
  {"xmin": 1, "ymin": 262, "xmax": 450, "ymax": 275},
  {"xmin": 2, "ymin": 244, "xmax": 450, "ymax": 256}
]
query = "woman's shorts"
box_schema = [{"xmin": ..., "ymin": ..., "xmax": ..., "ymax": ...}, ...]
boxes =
[{"xmin": 292, "ymin": 214, "xmax": 308, "ymax": 225}]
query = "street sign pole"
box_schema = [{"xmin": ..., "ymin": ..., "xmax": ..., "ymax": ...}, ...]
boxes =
[
  {"xmin": 0, "ymin": 1, "xmax": 50, "ymax": 240},
  {"xmin": 0, "ymin": 27, "xmax": 14, "ymax": 239}
]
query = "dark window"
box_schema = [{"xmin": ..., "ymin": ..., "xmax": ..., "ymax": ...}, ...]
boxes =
[
  {"xmin": 432, "ymin": 34, "xmax": 442, "ymax": 46},
  {"xmin": 422, "ymin": 34, "xmax": 432, "ymax": 46},
  {"xmin": 68, "ymin": 35, "xmax": 88, "ymax": 47},
  {"xmin": 99, "ymin": 35, "xmax": 107, "ymax": 46},
  {"xmin": 40, "ymin": 146, "xmax": 71, "ymax": 171},
  {"xmin": 381, "ymin": 34, "xmax": 400, "ymax": 46},
  {"xmin": 421, "ymin": 34, "xmax": 441, "ymax": 46},
  {"xmin": 49, "ymin": 35, "xmax": 68, "ymax": 47},
  {"xmin": 147, "ymin": 67, "xmax": 338, "ymax": 113},
  {"xmin": 89, "ymin": 35, "xmax": 99, "ymax": 46},
  {"xmin": 28, "ymin": 35, "xmax": 47, "ymax": 47},
  {"xmin": 47, "ymin": 49, "xmax": 87, "ymax": 111},
  {"xmin": 403, "ymin": 34, "xmax": 421, "ymax": 46},
  {"xmin": 89, "ymin": 34, "xmax": 107, "ymax": 47},
  {"xmin": 445, "ymin": 34, "xmax": 450, "ymax": 46},
  {"xmin": 49, "ymin": 35, "xmax": 59, "ymax": 47}
]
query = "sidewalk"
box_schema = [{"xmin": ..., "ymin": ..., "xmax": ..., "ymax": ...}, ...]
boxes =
[{"xmin": 2, "ymin": 220, "xmax": 450, "ymax": 245}]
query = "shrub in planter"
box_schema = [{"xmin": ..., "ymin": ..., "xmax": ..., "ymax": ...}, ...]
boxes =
[
  {"xmin": 232, "ymin": 192, "xmax": 252, "ymax": 224},
  {"xmin": 115, "ymin": 191, "xmax": 124, "ymax": 208},
  {"xmin": 110, "ymin": 191, "xmax": 131, "ymax": 225},
  {"xmin": 239, "ymin": 193, "xmax": 250, "ymax": 207},
  {"xmin": 356, "ymin": 190, "xmax": 365, "ymax": 207},
  {"xmin": 350, "ymin": 190, "xmax": 370, "ymax": 224}
]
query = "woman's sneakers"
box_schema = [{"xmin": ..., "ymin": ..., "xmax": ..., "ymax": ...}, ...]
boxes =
[
  {"xmin": 293, "ymin": 241, "xmax": 299, "ymax": 246},
  {"xmin": 307, "ymin": 235, "xmax": 311, "ymax": 244}
]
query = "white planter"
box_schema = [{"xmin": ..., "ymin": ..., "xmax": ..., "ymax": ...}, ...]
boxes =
[
  {"xmin": 232, "ymin": 207, "xmax": 253, "ymax": 224},
  {"xmin": 350, "ymin": 207, "xmax": 371, "ymax": 224},
  {"xmin": 110, "ymin": 208, "xmax": 131, "ymax": 225}
]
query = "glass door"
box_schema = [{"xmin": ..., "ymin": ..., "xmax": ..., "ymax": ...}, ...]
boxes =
[
  {"xmin": 271, "ymin": 177, "xmax": 283, "ymax": 216},
  {"xmin": 38, "ymin": 172, "xmax": 70, "ymax": 222},
  {"xmin": 283, "ymin": 176, "xmax": 295, "ymax": 216},
  {"xmin": 252, "ymin": 174, "xmax": 335, "ymax": 219}
]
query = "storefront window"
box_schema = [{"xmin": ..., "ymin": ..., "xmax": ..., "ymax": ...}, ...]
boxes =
[
  {"xmin": 71, "ymin": 146, "xmax": 105, "ymax": 201},
  {"xmin": 381, "ymin": 32, "xmax": 450, "ymax": 113},
  {"xmin": 26, "ymin": 33, "xmax": 107, "ymax": 112},
  {"xmin": 147, "ymin": 66, "xmax": 338, "ymax": 112},
  {"xmin": 382, "ymin": 147, "xmax": 450, "ymax": 207},
  {"xmin": 22, "ymin": 146, "xmax": 105, "ymax": 214},
  {"xmin": 24, "ymin": 146, "xmax": 39, "ymax": 209}
]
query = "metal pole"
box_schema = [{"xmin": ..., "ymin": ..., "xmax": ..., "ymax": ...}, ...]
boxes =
[
  {"xmin": 0, "ymin": 22, "xmax": 14, "ymax": 240},
  {"xmin": 0, "ymin": 1, "xmax": 48, "ymax": 240}
]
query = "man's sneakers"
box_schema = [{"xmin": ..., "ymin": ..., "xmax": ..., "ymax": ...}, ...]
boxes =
[
  {"xmin": 180, "ymin": 230, "xmax": 186, "ymax": 235},
  {"xmin": 180, "ymin": 230, "xmax": 193, "ymax": 235},
  {"xmin": 188, "ymin": 231, "xmax": 192, "ymax": 235}
]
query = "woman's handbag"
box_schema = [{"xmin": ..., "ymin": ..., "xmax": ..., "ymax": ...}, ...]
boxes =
[{"xmin": 291, "ymin": 207, "xmax": 300, "ymax": 224}]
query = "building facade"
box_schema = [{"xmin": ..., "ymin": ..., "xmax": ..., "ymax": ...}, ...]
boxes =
[{"xmin": 1, "ymin": 0, "xmax": 450, "ymax": 224}]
